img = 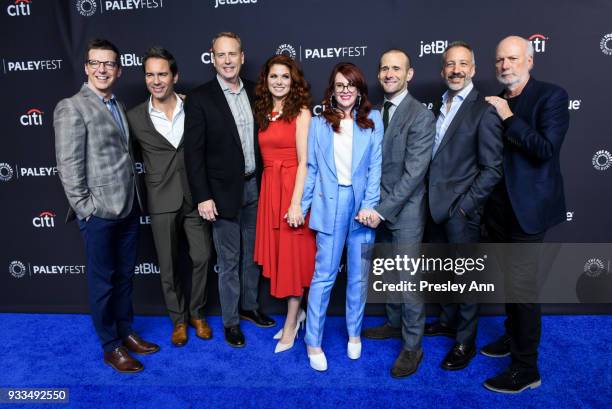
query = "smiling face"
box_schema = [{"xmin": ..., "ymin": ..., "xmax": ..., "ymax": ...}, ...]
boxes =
[
  {"xmin": 145, "ymin": 57, "xmax": 178, "ymax": 103},
  {"xmin": 84, "ymin": 48, "xmax": 121, "ymax": 97},
  {"xmin": 333, "ymin": 72, "xmax": 359, "ymax": 113},
  {"xmin": 441, "ymin": 46, "xmax": 475, "ymax": 93},
  {"xmin": 267, "ymin": 63, "xmax": 291, "ymax": 103},
  {"xmin": 212, "ymin": 36, "xmax": 244, "ymax": 84},
  {"xmin": 378, "ymin": 51, "xmax": 413, "ymax": 99}
]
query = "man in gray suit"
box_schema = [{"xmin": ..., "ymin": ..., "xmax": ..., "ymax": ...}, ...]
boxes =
[
  {"xmin": 54, "ymin": 39, "xmax": 159, "ymax": 373},
  {"xmin": 362, "ymin": 49, "xmax": 436, "ymax": 378},
  {"xmin": 128, "ymin": 47, "xmax": 212, "ymax": 347}
]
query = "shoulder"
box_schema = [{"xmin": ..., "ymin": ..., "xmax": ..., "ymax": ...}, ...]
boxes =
[
  {"xmin": 533, "ymin": 79, "xmax": 568, "ymax": 101},
  {"xmin": 368, "ymin": 109, "xmax": 382, "ymax": 121},
  {"xmin": 127, "ymin": 101, "xmax": 148, "ymax": 121}
]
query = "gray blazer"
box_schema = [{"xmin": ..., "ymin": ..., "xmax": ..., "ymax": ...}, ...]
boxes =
[
  {"xmin": 375, "ymin": 92, "xmax": 435, "ymax": 239},
  {"xmin": 128, "ymin": 101, "xmax": 193, "ymax": 215},
  {"xmin": 54, "ymin": 84, "xmax": 140, "ymax": 222}
]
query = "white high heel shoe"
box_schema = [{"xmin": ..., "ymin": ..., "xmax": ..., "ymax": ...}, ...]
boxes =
[
  {"xmin": 273, "ymin": 309, "xmax": 306, "ymax": 353},
  {"xmin": 347, "ymin": 341, "xmax": 362, "ymax": 360},
  {"xmin": 308, "ymin": 351, "xmax": 328, "ymax": 371},
  {"xmin": 273, "ymin": 309, "xmax": 306, "ymax": 340}
]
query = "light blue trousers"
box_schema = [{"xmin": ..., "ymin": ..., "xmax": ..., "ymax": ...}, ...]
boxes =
[{"xmin": 305, "ymin": 185, "xmax": 373, "ymax": 348}]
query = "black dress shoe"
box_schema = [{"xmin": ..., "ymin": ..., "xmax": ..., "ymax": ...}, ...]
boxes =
[
  {"xmin": 224, "ymin": 325, "xmax": 245, "ymax": 348},
  {"xmin": 481, "ymin": 334, "xmax": 511, "ymax": 358},
  {"xmin": 424, "ymin": 321, "xmax": 456, "ymax": 337},
  {"xmin": 441, "ymin": 343, "xmax": 476, "ymax": 370},
  {"xmin": 362, "ymin": 323, "xmax": 402, "ymax": 340},
  {"xmin": 391, "ymin": 349, "xmax": 423, "ymax": 378},
  {"xmin": 483, "ymin": 368, "xmax": 541, "ymax": 394},
  {"xmin": 239, "ymin": 309, "xmax": 276, "ymax": 328}
]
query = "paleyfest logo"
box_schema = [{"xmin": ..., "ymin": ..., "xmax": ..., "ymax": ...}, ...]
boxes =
[
  {"xmin": 9, "ymin": 261, "xmax": 26, "ymax": 279},
  {"xmin": 276, "ymin": 44, "xmax": 296, "ymax": 60},
  {"xmin": 592, "ymin": 150, "xmax": 612, "ymax": 171},
  {"xmin": 0, "ymin": 163, "xmax": 14, "ymax": 182},
  {"xmin": 77, "ymin": 0, "xmax": 163, "ymax": 16},
  {"xmin": 601, "ymin": 33, "xmax": 612, "ymax": 56}
]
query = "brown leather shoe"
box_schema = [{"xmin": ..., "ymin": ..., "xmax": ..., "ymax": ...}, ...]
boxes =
[
  {"xmin": 190, "ymin": 318, "xmax": 212, "ymax": 340},
  {"xmin": 123, "ymin": 333, "xmax": 160, "ymax": 355},
  {"xmin": 171, "ymin": 323, "xmax": 188, "ymax": 347},
  {"xmin": 104, "ymin": 346, "xmax": 143, "ymax": 373}
]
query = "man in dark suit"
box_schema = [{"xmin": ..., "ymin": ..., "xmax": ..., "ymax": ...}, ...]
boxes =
[
  {"xmin": 54, "ymin": 39, "xmax": 159, "ymax": 373},
  {"xmin": 482, "ymin": 36, "xmax": 569, "ymax": 394},
  {"xmin": 128, "ymin": 47, "xmax": 212, "ymax": 347},
  {"xmin": 424, "ymin": 41, "xmax": 503, "ymax": 370},
  {"xmin": 361, "ymin": 49, "xmax": 435, "ymax": 378},
  {"xmin": 184, "ymin": 32, "xmax": 275, "ymax": 348}
]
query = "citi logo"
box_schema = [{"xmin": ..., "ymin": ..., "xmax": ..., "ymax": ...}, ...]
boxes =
[
  {"xmin": 120, "ymin": 53, "xmax": 142, "ymax": 67},
  {"xmin": 33, "ymin": 211, "xmax": 56, "ymax": 228},
  {"xmin": 201, "ymin": 52, "xmax": 213, "ymax": 65},
  {"xmin": 0, "ymin": 163, "xmax": 14, "ymax": 182},
  {"xmin": 418, "ymin": 40, "xmax": 448, "ymax": 57},
  {"xmin": 214, "ymin": 0, "xmax": 257, "ymax": 8},
  {"xmin": 6, "ymin": 0, "xmax": 31, "ymax": 16},
  {"xmin": 20, "ymin": 108, "xmax": 43, "ymax": 126},
  {"xmin": 528, "ymin": 34, "xmax": 548, "ymax": 53}
]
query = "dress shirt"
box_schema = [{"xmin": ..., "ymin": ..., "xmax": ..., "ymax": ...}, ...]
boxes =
[
  {"xmin": 334, "ymin": 118, "xmax": 353, "ymax": 186},
  {"xmin": 148, "ymin": 93, "xmax": 184, "ymax": 149},
  {"xmin": 382, "ymin": 88, "xmax": 409, "ymax": 124},
  {"xmin": 432, "ymin": 81, "xmax": 474, "ymax": 156}
]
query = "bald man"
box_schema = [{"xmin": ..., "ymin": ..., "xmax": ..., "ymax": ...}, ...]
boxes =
[{"xmin": 482, "ymin": 36, "xmax": 569, "ymax": 393}]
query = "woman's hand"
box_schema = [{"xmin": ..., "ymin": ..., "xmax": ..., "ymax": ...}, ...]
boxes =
[{"xmin": 285, "ymin": 204, "xmax": 305, "ymax": 228}]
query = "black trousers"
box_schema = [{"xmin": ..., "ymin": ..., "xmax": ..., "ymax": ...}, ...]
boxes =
[
  {"xmin": 485, "ymin": 184, "xmax": 545, "ymax": 372},
  {"xmin": 425, "ymin": 209, "xmax": 481, "ymax": 346}
]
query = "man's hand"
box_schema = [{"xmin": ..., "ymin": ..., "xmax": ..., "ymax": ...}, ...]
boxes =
[
  {"xmin": 366, "ymin": 211, "xmax": 382, "ymax": 228},
  {"xmin": 485, "ymin": 96, "xmax": 513, "ymax": 120},
  {"xmin": 198, "ymin": 199, "xmax": 218, "ymax": 222}
]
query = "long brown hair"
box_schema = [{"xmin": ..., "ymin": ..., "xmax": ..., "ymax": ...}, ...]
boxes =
[
  {"xmin": 254, "ymin": 55, "xmax": 311, "ymax": 131},
  {"xmin": 322, "ymin": 62, "xmax": 374, "ymax": 132}
]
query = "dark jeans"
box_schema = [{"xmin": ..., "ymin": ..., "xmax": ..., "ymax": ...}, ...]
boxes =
[
  {"xmin": 425, "ymin": 209, "xmax": 481, "ymax": 346},
  {"xmin": 485, "ymin": 184, "xmax": 545, "ymax": 372},
  {"xmin": 78, "ymin": 204, "xmax": 140, "ymax": 352},
  {"xmin": 211, "ymin": 177, "xmax": 260, "ymax": 327}
]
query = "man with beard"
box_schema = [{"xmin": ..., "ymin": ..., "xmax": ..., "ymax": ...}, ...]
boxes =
[
  {"xmin": 481, "ymin": 35, "xmax": 569, "ymax": 393},
  {"xmin": 424, "ymin": 41, "xmax": 503, "ymax": 370}
]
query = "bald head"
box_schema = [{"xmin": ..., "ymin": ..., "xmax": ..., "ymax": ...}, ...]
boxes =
[{"xmin": 495, "ymin": 36, "xmax": 533, "ymax": 92}]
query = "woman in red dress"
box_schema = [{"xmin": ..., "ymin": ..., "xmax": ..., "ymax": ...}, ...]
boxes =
[{"xmin": 254, "ymin": 55, "xmax": 316, "ymax": 353}]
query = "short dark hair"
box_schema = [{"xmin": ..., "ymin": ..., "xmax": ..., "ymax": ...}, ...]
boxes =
[
  {"xmin": 442, "ymin": 41, "xmax": 475, "ymax": 65},
  {"xmin": 142, "ymin": 46, "xmax": 178, "ymax": 76},
  {"xmin": 85, "ymin": 38, "xmax": 121, "ymax": 66},
  {"xmin": 379, "ymin": 48, "xmax": 412, "ymax": 70}
]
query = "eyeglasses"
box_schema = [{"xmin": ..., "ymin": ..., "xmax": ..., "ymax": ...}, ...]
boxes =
[
  {"xmin": 334, "ymin": 82, "xmax": 357, "ymax": 93},
  {"xmin": 87, "ymin": 60, "xmax": 119, "ymax": 69}
]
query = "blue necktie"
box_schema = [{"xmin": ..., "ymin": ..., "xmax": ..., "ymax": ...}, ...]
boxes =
[{"xmin": 104, "ymin": 98, "xmax": 126, "ymax": 140}]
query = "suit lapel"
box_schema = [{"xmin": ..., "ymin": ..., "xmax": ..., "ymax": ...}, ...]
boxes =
[
  {"xmin": 212, "ymin": 79, "xmax": 243, "ymax": 150},
  {"xmin": 434, "ymin": 87, "xmax": 478, "ymax": 157},
  {"xmin": 352, "ymin": 120, "xmax": 368, "ymax": 174},
  {"xmin": 80, "ymin": 85, "xmax": 128, "ymax": 151},
  {"xmin": 318, "ymin": 124, "xmax": 337, "ymax": 177},
  {"xmin": 383, "ymin": 92, "xmax": 412, "ymax": 151},
  {"xmin": 141, "ymin": 102, "xmax": 179, "ymax": 150}
]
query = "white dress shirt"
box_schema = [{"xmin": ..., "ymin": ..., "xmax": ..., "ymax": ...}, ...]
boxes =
[
  {"xmin": 148, "ymin": 93, "xmax": 184, "ymax": 149},
  {"xmin": 334, "ymin": 118, "xmax": 353, "ymax": 186}
]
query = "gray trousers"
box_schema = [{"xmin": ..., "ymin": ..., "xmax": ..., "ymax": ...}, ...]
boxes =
[
  {"xmin": 378, "ymin": 224, "xmax": 426, "ymax": 352},
  {"xmin": 150, "ymin": 199, "xmax": 212, "ymax": 325},
  {"xmin": 211, "ymin": 177, "xmax": 260, "ymax": 327}
]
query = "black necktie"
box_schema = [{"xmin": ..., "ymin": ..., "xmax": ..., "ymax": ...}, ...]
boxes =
[{"xmin": 383, "ymin": 100, "xmax": 393, "ymax": 131}]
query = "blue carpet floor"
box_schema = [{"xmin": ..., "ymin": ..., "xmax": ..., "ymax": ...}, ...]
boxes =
[{"xmin": 0, "ymin": 313, "xmax": 610, "ymax": 408}]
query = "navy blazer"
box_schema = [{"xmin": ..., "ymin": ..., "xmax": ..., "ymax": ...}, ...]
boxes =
[
  {"xmin": 500, "ymin": 77, "xmax": 569, "ymax": 234},
  {"xmin": 428, "ymin": 87, "xmax": 504, "ymax": 224}
]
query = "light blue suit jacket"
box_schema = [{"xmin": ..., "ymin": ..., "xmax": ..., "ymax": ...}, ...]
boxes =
[{"xmin": 301, "ymin": 111, "xmax": 383, "ymax": 234}]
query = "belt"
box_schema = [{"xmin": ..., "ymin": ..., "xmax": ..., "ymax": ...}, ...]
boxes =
[{"xmin": 244, "ymin": 172, "xmax": 256, "ymax": 180}]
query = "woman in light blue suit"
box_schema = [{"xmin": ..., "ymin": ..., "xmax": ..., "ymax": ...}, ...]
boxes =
[{"xmin": 301, "ymin": 62, "xmax": 383, "ymax": 371}]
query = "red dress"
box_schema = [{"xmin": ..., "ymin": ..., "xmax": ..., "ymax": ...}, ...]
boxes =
[{"xmin": 254, "ymin": 116, "xmax": 316, "ymax": 298}]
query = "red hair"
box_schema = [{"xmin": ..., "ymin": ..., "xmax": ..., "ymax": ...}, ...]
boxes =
[
  {"xmin": 254, "ymin": 55, "xmax": 311, "ymax": 131},
  {"xmin": 321, "ymin": 62, "xmax": 374, "ymax": 132}
]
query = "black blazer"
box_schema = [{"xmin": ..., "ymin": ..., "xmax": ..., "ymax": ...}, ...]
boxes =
[
  {"xmin": 183, "ymin": 78, "xmax": 261, "ymax": 218},
  {"xmin": 128, "ymin": 101, "xmax": 192, "ymax": 215},
  {"xmin": 499, "ymin": 77, "xmax": 569, "ymax": 234},
  {"xmin": 428, "ymin": 87, "xmax": 504, "ymax": 224}
]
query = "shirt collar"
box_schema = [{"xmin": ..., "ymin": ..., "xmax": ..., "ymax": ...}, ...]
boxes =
[
  {"xmin": 148, "ymin": 93, "xmax": 183, "ymax": 115},
  {"xmin": 441, "ymin": 81, "xmax": 474, "ymax": 104},
  {"xmin": 217, "ymin": 74, "xmax": 244, "ymax": 94},
  {"xmin": 384, "ymin": 88, "xmax": 409, "ymax": 107}
]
